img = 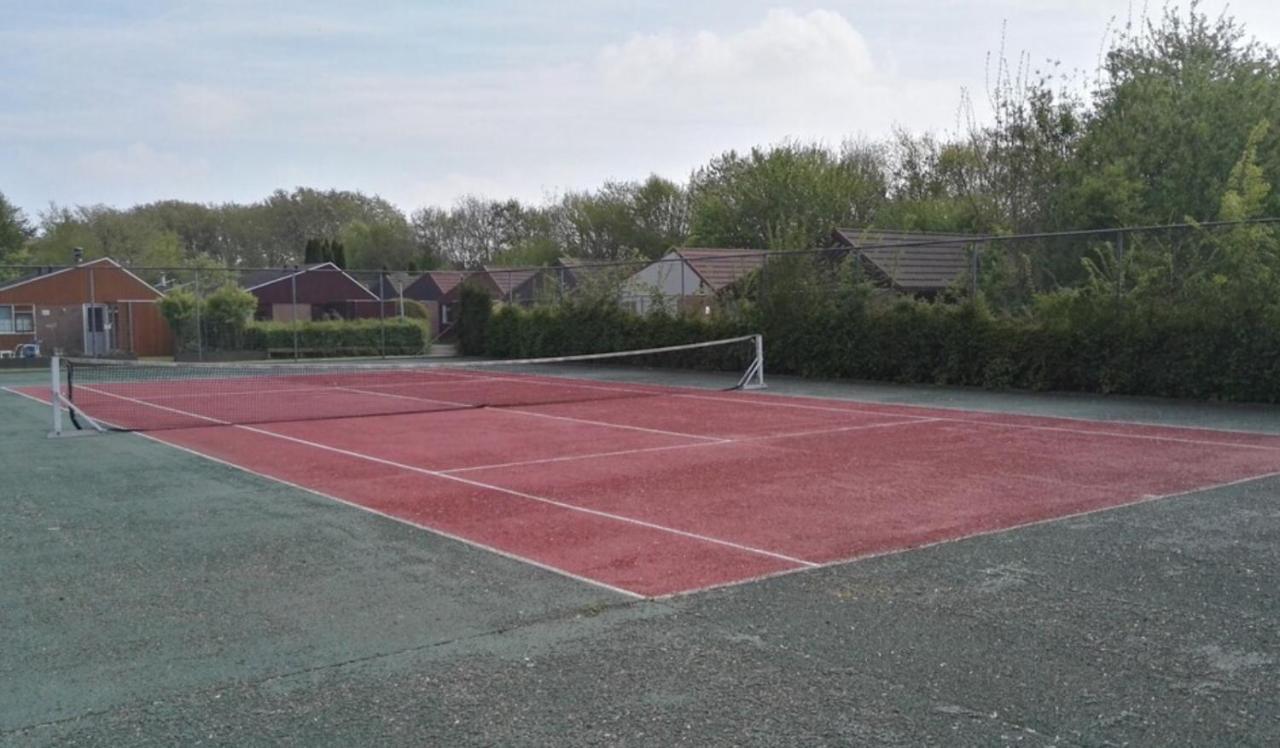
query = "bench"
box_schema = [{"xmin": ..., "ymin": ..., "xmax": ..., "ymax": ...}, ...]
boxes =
[{"xmin": 266, "ymin": 347, "xmax": 380, "ymax": 359}]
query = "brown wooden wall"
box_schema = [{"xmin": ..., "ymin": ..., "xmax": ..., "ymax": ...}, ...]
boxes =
[
  {"xmin": 118, "ymin": 301, "xmax": 175, "ymax": 357},
  {"xmin": 0, "ymin": 263, "xmax": 162, "ymax": 305}
]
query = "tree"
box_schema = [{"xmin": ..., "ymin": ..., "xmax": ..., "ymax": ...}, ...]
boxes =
[
  {"xmin": 1066, "ymin": 5, "xmax": 1280, "ymax": 225},
  {"xmin": 0, "ymin": 191, "xmax": 33, "ymax": 281},
  {"xmin": 688, "ymin": 141, "xmax": 887, "ymax": 250}
]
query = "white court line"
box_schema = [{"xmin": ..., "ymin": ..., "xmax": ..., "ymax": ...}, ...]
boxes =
[
  {"xmin": 335, "ymin": 384, "xmax": 729, "ymax": 443},
  {"xmin": 655, "ymin": 467, "xmax": 1280, "ymax": 599},
  {"xmin": 135, "ymin": 432, "xmax": 646, "ymax": 600},
  {"xmin": 17, "ymin": 383, "xmax": 1280, "ymax": 599},
  {"xmin": 438, "ymin": 417, "xmax": 939, "ymax": 475},
  {"xmin": 76, "ymin": 385, "xmax": 816, "ymax": 569},
  {"xmin": 677, "ymin": 392, "xmax": 1280, "ymax": 452},
  {"xmin": 442, "ymin": 371, "xmax": 1280, "ymax": 447}
]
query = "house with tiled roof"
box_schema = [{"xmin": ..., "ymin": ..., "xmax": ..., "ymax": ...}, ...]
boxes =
[
  {"xmin": 240, "ymin": 262, "xmax": 387, "ymax": 321},
  {"xmin": 620, "ymin": 248, "xmax": 765, "ymax": 315},
  {"xmin": 398, "ymin": 270, "xmax": 501, "ymax": 336},
  {"xmin": 0, "ymin": 257, "xmax": 173, "ymax": 357},
  {"xmin": 829, "ymin": 229, "xmax": 981, "ymax": 295}
]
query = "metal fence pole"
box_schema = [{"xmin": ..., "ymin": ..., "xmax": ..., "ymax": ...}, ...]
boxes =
[
  {"xmin": 970, "ymin": 243, "xmax": 980, "ymax": 299},
  {"xmin": 761, "ymin": 253, "xmax": 769, "ymax": 302},
  {"xmin": 290, "ymin": 266, "xmax": 300, "ymax": 360},
  {"xmin": 88, "ymin": 264, "xmax": 97, "ymax": 357},
  {"xmin": 194, "ymin": 267, "xmax": 203, "ymax": 361},
  {"xmin": 379, "ymin": 270, "xmax": 387, "ymax": 358},
  {"xmin": 1115, "ymin": 230, "xmax": 1125, "ymax": 301}
]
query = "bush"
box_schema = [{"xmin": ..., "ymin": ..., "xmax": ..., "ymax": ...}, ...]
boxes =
[
  {"xmin": 477, "ymin": 288, "xmax": 1280, "ymax": 403},
  {"xmin": 458, "ymin": 282, "xmax": 492, "ymax": 354},
  {"xmin": 202, "ymin": 284, "xmax": 258, "ymax": 350},
  {"xmin": 242, "ymin": 318, "xmax": 429, "ymax": 356},
  {"xmin": 158, "ymin": 289, "xmax": 200, "ymax": 352}
]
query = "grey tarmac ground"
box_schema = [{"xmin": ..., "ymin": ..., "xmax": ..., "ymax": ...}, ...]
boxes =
[{"xmin": 2, "ymin": 367, "xmax": 1278, "ymax": 746}]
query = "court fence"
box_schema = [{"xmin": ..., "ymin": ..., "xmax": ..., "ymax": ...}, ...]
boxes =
[{"xmin": 2, "ymin": 217, "xmax": 1276, "ymax": 363}]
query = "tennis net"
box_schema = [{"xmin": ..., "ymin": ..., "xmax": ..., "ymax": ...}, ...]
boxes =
[{"xmin": 49, "ymin": 335, "xmax": 765, "ymax": 434}]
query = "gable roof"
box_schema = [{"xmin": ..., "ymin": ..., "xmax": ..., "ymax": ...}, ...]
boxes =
[
  {"xmin": 831, "ymin": 229, "xmax": 979, "ymax": 293},
  {"xmin": 483, "ymin": 266, "xmax": 543, "ymax": 296},
  {"xmin": 430, "ymin": 271, "xmax": 471, "ymax": 295},
  {"xmin": 240, "ymin": 262, "xmax": 333, "ymax": 291},
  {"xmin": 0, "ymin": 257, "xmax": 164, "ymax": 298},
  {"xmin": 240, "ymin": 262, "xmax": 378, "ymax": 300},
  {"xmin": 673, "ymin": 248, "xmax": 766, "ymax": 292}
]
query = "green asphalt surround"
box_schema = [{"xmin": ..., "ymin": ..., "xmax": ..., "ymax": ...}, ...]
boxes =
[{"xmin": 2, "ymin": 367, "xmax": 1279, "ymax": 745}]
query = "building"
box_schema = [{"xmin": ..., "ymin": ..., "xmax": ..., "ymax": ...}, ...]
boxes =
[
  {"xmin": 482, "ymin": 266, "xmax": 548, "ymax": 305},
  {"xmin": 830, "ymin": 229, "xmax": 981, "ymax": 295},
  {"xmin": 0, "ymin": 258, "xmax": 173, "ymax": 357},
  {"xmin": 240, "ymin": 263, "xmax": 386, "ymax": 321},
  {"xmin": 397, "ymin": 270, "xmax": 501, "ymax": 337},
  {"xmin": 620, "ymin": 248, "xmax": 765, "ymax": 315}
]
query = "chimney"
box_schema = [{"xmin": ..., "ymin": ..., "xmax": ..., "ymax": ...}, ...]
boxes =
[{"xmin": 73, "ymin": 246, "xmax": 84, "ymax": 265}]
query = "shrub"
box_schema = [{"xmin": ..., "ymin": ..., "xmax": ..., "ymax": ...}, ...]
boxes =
[
  {"xmin": 458, "ymin": 282, "xmax": 492, "ymax": 354},
  {"xmin": 477, "ymin": 288, "xmax": 1280, "ymax": 403},
  {"xmin": 158, "ymin": 288, "xmax": 200, "ymax": 352},
  {"xmin": 201, "ymin": 284, "xmax": 258, "ymax": 350},
  {"xmin": 242, "ymin": 318, "xmax": 429, "ymax": 356}
]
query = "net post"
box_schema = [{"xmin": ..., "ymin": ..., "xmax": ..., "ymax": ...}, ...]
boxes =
[
  {"xmin": 736, "ymin": 334, "xmax": 766, "ymax": 390},
  {"xmin": 49, "ymin": 355, "xmax": 63, "ymax": 437}
]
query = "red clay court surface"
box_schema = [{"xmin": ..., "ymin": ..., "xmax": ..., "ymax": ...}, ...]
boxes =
[{"xmin": 10, "ymin": 369, "xmax": 1280, "ymax": 598}]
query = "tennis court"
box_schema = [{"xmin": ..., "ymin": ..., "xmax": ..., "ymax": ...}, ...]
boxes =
[{"xmin": 8, "ymin": 339, "xmax": 1280, "ymax": 598}]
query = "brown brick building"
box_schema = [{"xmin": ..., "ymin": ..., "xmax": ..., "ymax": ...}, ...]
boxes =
[{"xmin": 0, "ymin": 258, "xmax": 174, "ymax": 357}]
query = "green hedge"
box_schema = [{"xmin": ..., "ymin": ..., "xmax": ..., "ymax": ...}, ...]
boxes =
[
  {"xmin": 243, "ymin": 318, "xmax": 430, "ymax": 356},
  {"xmin": 458, "ymin": 282, "xmax": 492, "ymax": 354},
  {"xmin": 482, "ymin": 296, "xmax": 1280, "ymax": 403}
]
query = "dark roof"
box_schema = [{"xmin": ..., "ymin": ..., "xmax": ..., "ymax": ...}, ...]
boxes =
[
  {"xmin": 425, "ymin": 271, "xmax": 471, "ymax": 297},
  {"xmin": 674, "ymin": 248, "xmax": 766, "ymax": 292},
  {"xmin": 239, "ymin": 263, "xmax": 336, "ymax": 290},
  {"xmin": 831, "ymin": 229, "xmax": 979, "ymax": 292},
  {"xmin": 483, "ymin": 266, "xmax": 542, "ymax": 295}
]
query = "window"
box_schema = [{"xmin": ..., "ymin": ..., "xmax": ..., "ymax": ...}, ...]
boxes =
[
  {"xmin": 440, "ymin": 303, "xmax": 452, "ymax": 325},
  {"xmin": 0, "ymin": 306, "xmax": 10, "ymax": 333},
  {"xmin": 15, "ymin": 309, "xmax": 34, "ymax": 333}
]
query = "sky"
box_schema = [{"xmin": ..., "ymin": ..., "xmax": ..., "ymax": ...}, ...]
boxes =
[{"xmin": 3, "ymin": 1, "xmax": 1279, "ymax": 221}]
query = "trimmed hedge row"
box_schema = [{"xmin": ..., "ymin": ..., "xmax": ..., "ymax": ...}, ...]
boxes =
[
  {"xmin": 243, "ymin": 318, "xmax": 430, "ymax": 356},
  {"xmin": 482, "ymin": 297, "xmax": 1280, "ymax": 403}
]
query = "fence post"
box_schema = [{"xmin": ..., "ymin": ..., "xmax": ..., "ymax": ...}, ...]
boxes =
[
  {"xmin": 290, "ymin": 266, "xmax": 300, "ymax": 360},
  {"xmin": 680, "ymin": 256, "xmax": 686, "ymax": 313},
  {"xmin": 379, "ymin": 269, "xmax": 387, "ymax": 358},
  {"xmin": 762, "ymin": 253, "xmax": 769, "ymax": 302},
  {"xmin": 194, "ymin": 267, "xmax": 203, "ymax": 361},
  {"xmin": 969, "ymin": 243, "xmax": 980, "ymax": 300},
  {"xmin": 88, "ymin": 263, "xmax": 98, "ymax": 357},
  {"xmin": 1115, "ymin": 230, "xmax": 1125, "ymax": 301}
]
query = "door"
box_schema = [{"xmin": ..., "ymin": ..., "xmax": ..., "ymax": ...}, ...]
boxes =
[{"xmin": 83, "ymin": 304, "xmax": 115, "ymax": 355}]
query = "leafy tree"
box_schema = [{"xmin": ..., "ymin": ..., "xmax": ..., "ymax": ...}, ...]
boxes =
[
  {"xmin": 202, "ymin": 284, "xmax": 259, "ymax": 349},
  {"xmin": 158, "ymin": 289, "xmax": 201, "ymax": 352},
  {"xmin": 688, "ymin": 141, "xmax": 887, "ymax": 250},
  {"xmin": 1066, "ymin": 5, "xmax": 1280, "ymax": 225},
  {"xmin": 0, "ymin": 191, "xmax": 34, "ymax": 281}
]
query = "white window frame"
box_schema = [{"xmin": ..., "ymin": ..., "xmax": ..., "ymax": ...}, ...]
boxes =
[
  {"xmin": 14, "ymin": 306, "xmax": 34, "ymax": 333},
  {"xmin": 0, "ymin": 304, "xmax": 34, "ymax": 335}
]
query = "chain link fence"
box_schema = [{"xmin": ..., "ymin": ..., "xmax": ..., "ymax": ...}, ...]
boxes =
[{"xmin": 2, "ymin": 218, "xmax": 1275, "ymax": 361}]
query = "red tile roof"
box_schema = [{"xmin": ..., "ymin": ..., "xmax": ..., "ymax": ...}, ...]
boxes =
[
  {"xmin": 674, "ymin": 248, "xmax": 766, "ymax": 291},
  {"xmin": 832, "ymin": 229, "xmax": 978, "ymax": 292}
]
